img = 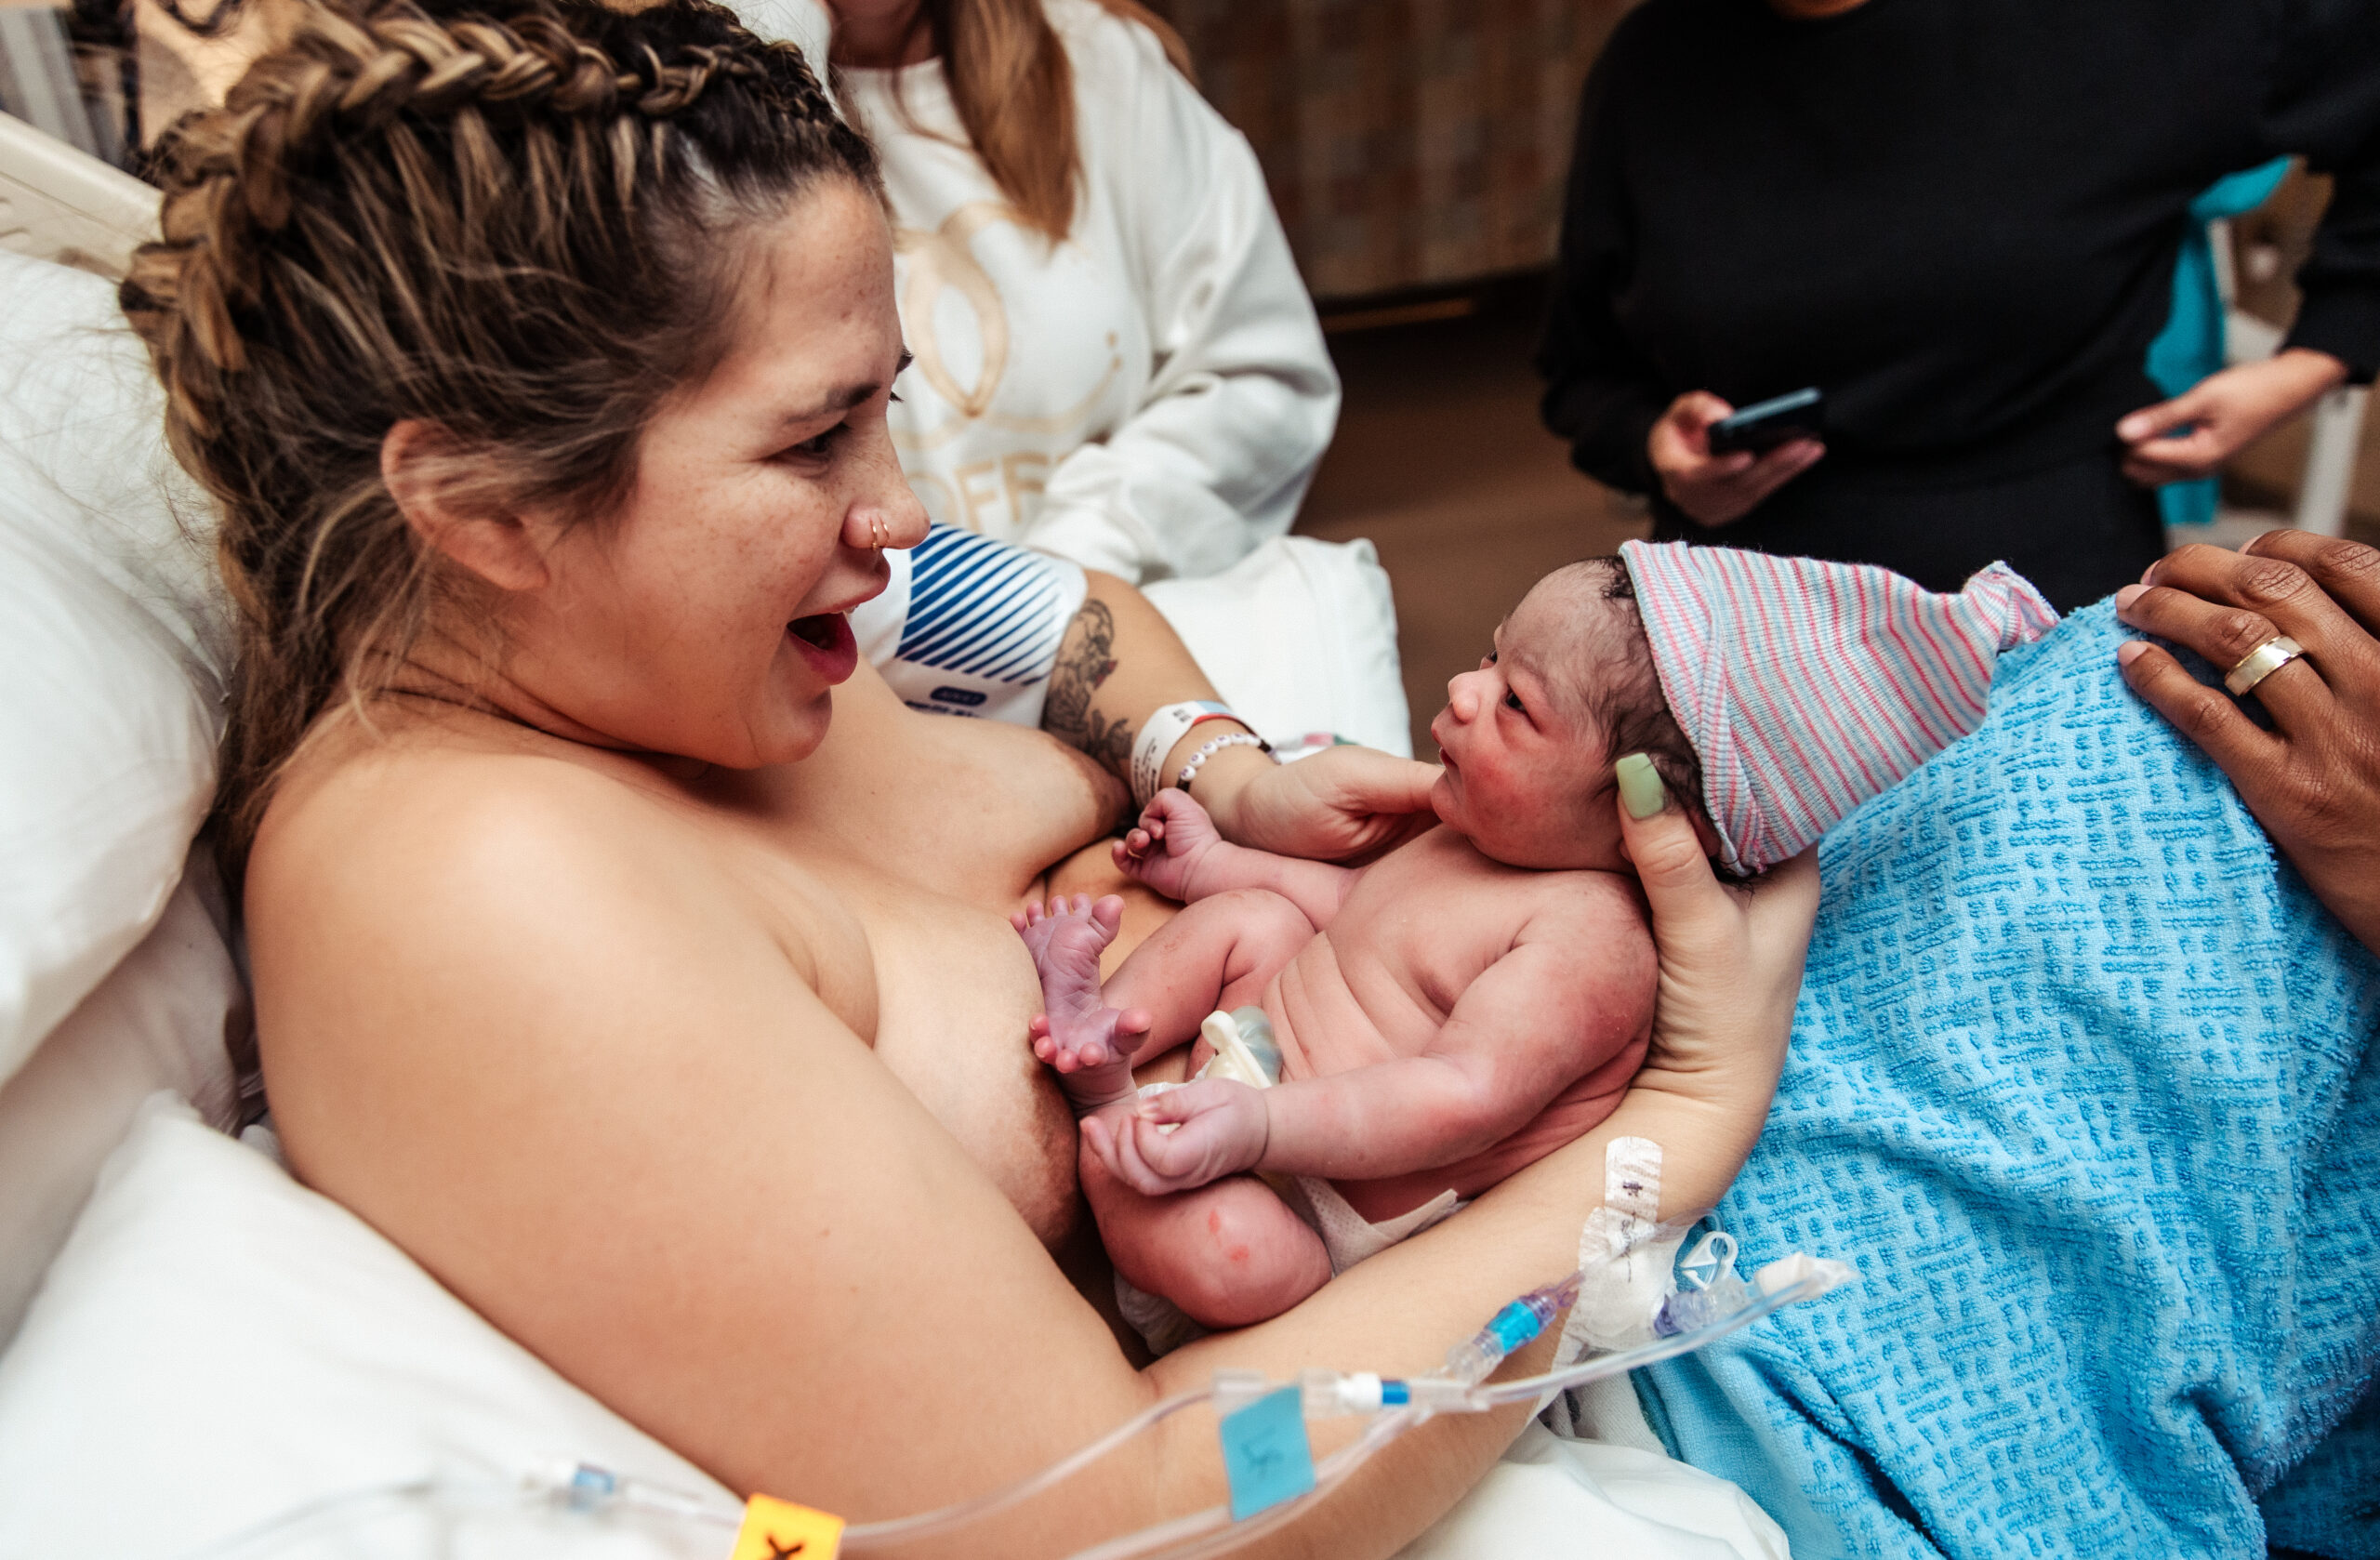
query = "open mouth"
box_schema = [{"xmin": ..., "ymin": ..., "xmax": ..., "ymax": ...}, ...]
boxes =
[{"xmin": 786, "ymin": 612, "xmax": 858, "ymax": 682}]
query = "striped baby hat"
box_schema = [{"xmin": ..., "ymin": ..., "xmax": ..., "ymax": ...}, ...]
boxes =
[{"xmin": 1618, "ymin": 540, "xmax": 2059, "ymax": 874}]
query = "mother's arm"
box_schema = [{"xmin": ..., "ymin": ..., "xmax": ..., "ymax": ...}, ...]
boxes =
[
  {"xmin": 2115, "ymin": 531, "xmax": 2380, "ymax": 955},
  {"xmin": 1043, "ymin": 568, "xmax": 1443, "ymax": 861},
  {"xmin": 251, "ymin": 756, "xmax": 1813, "ymax": 1559}
]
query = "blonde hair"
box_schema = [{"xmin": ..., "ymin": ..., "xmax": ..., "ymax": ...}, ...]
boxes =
[
  {"xmin": 882, "ymin": 0, "xmax": 1191, "ymax": 243},
  {"xmin": 119, "ymin": 0, "xmax": 879, "ymax": 887}
]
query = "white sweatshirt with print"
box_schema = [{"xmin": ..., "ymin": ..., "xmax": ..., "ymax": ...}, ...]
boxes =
[{"xmin": 834, "ymin": 0, "xmax": 1341, "ymax": 584}]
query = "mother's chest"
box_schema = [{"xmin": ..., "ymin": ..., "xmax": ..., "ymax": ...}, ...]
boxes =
[{"xmin": 746, "ymin": 672, "xmax": 1117, "ymax": 906}]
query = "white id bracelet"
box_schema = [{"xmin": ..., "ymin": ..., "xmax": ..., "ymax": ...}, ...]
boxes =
[
  {"xmin": 1130, "ymin": 700, "xmax": 1238, "ymax": 806},
  {"xmin": 1178, "ymin": 732, "xmax": 1274, "ymax": 792}
]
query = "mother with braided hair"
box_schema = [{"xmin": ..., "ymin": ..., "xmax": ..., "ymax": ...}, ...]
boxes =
[{"xmin": 120, "ymin": 0, "xmax": 1819, "ymax": 1551}]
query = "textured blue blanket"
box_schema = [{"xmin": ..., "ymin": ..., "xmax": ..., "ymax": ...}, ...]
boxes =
[{"xmin": 1635, "ymin": 602, "xmax": 2380, "ymax": 1559}]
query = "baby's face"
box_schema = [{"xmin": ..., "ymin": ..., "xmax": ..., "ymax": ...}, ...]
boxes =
[{"xmin": 1427, "ymin": 582, "xmax": 1632, "ymax": 872}]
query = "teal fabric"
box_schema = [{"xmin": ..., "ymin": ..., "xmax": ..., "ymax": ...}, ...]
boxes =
[
  {"xmin": 1634, "ymin": 602, "xmax": 2380, "ymax": 1558},
  {"xmin": 2261, "ymin": 1381, "xmax": 2380, "ymax": 1557},
  {"xmin": 2149, "ymin": 159, "xmax": 2293, "ymax": 529}
]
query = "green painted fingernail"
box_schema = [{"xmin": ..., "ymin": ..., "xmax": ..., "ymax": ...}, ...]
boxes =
[{"xmin": 1617, "ymin": 752, "xmax": 1665, "ymax": 819}]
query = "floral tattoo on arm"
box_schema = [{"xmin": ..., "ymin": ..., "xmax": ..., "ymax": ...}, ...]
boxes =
[{"xmin": 1047, "ymin": 599, "xmax": 1134, "ymax": 776}]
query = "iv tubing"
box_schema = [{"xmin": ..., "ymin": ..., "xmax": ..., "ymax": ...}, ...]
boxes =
[
  {"xmin": 841, "ymin": 1387, "xmax": 1214, "ymax": 1550},
  {"xmin": 178, "ymin": 1260, "xmax": 1842, "ymax": 1560},
  {"xmin": 1051, "ymin": 1271, "xmax": 1830, "ymax": 1560},
  {"xmin": 1472, "ymin": 1270, "xmax": 1826, "ymax": 1406}
]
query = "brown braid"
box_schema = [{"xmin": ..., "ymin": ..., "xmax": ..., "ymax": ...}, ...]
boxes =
[{"xmin": 119, "ymin": 0, "xmax": 878, "ymax": 894}]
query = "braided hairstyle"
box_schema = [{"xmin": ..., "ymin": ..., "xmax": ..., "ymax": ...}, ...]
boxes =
[{"xmin": 119, "ymin": 0, "xmax": 878, "ymax": 887}]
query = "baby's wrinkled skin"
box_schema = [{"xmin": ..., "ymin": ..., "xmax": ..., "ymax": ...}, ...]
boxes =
[{"xmin": 1014, "ymin": 574, "xmax": 1663, "ymax": 1329}]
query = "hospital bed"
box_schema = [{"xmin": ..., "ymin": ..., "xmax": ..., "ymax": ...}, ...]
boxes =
[{"xmin": 0, "ymin": 103, "xmax": 1793, "ymax": 1559}]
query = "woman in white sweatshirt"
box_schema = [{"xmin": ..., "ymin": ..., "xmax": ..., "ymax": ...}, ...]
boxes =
[{"xmin": 821, "ymin": 0, "xmax": 1342, "ymax": 585}]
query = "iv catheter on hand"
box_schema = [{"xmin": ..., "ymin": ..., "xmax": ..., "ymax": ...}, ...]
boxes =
[{"xmin": 179, "ymin": 1247, "xmax": 1852, "ymax": 1560}]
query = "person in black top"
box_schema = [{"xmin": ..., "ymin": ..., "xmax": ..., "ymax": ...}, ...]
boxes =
[{"xmin": 1537, "ymin": 0, "xmax": 2380, "ymax": 611}]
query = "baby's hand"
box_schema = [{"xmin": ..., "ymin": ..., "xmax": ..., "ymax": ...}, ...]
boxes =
[
  {"xmin": 1081, "ymin": 1078, "xmax": 1270, "ymax": 1196},
  {"xmin": 1110, "ymin": 789, "xmax": 1224, "ymax": 903}
]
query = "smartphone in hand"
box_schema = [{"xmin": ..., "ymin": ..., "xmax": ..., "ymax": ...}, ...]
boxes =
[{"xmin": 1707, "ymin": 387, "xmax": 1824, "ymax": 456}]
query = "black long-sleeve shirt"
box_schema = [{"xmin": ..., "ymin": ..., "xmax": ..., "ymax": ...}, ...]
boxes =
[{"xmin": 1539, "ymin": 0, "xmax": 2380, "ymax": 516}]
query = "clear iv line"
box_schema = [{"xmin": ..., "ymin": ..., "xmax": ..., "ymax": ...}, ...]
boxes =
[{"xmin": 177, "ymin": 1258, "xmax": 1848, "ymax": 1560}]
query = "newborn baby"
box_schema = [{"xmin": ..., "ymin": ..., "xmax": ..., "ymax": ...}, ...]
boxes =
[
  {"xmin": 1021, "ymin": 559, "xmax": 1672, "ymax": 1329},
  {"xmin": 1017, "ymin": 541, "xmax": 2058, "ymax": 1334}
]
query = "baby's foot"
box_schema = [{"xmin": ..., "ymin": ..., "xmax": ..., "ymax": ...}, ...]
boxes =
[
  {"xmin": 1012, "ymin": 893, "xmax": 1150, "ymax": 1113},
  {"xmin": 1111, "ymin": 789, "xmax": 1226, "ymax": 903}
]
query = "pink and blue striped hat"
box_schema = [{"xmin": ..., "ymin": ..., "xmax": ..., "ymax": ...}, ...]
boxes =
[{"xmin": 1619, "ymin": 540, "xmax": 2059, "ymax": 875}]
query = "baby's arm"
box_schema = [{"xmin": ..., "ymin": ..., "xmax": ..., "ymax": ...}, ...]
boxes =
[
  {"xmin": 1113, "ymin": 788, "xmax": 1356, "ymax": 927},
  {"xmin": 1090, "ymin": 921, "xmax": 1631, "ymax": 1194}
]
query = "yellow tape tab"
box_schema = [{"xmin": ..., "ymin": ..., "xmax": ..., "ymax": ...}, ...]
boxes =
[{"xmin": 731, "ymin": 1494, "xmax": 844, "ymax": 1560}]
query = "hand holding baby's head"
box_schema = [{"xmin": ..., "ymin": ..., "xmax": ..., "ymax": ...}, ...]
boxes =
[{"xmin": 1428, "ymin": 557, "xmax": 1709, "ymax": 874}]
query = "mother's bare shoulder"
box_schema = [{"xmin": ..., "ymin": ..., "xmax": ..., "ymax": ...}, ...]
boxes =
[
  {"xmin": 256, "ymin": 738, "xmax": 766, "ymax": 957},
  {"xmin": 244, "ymin": 737, "xmax": 827, "ymax": 1119}
]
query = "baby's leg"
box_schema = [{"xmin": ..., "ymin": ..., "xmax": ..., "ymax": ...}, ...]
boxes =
[
  {"xmin": 1017, "ymin": 890, "xmax": 1315, "ymax": 1114},
  {"xmin": 1102, "ymin": 887, "xmax": 1315, "ymax": 1047},
  {"xmin": 1078, "ymin": 1136, "xmax": 1331, "ymax": 1329}
]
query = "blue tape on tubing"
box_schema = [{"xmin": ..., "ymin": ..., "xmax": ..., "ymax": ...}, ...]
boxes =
[{"xmin": 1219, "ymin": 1386, "xmax": 1316, "ymax": 1521}]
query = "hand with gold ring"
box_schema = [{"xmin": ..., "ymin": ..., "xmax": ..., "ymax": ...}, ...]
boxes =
[
  {"xmin": 2222, "ymin": 634, "xmax": 2306, "ymax": 697},
  {"xmin": 2115, "ymin": 532, "xmax": 2380, "ymax": 956}
]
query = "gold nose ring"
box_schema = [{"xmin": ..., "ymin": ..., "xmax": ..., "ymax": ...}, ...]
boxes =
[{"xmin": 869, "ymin": 515, "xmax": 887, "ymax": 549}]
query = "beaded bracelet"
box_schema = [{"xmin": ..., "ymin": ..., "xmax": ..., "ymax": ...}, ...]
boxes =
[
  {"xmin": 1130, "ymin": 700, "xmax": 1239, "ymax": 806},
  {"xmin": 1177, "ymin": 731, "xmax": 1275, "ymax": 791}
]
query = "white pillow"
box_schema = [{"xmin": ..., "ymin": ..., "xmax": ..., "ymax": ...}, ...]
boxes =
[
  {"xmin": 0, "ymin": 251, "xmax": 229, "ymax": 1083},
  {"xmin": 0, "ymin": 853, "xmax": 241, "ymax": 1346},
  {"xmin": 1144, "ymin": 535, "xmax": 1413, "ymax": 758},
  {"xmin": 0, "ymin": 1097, "xmax": 737, "ymax": 1560}
]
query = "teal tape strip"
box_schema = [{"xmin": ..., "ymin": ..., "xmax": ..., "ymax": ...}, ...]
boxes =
[{"xmin": 1218, "ymin": 1385, "xmax": 1316, "ymax": 1521}]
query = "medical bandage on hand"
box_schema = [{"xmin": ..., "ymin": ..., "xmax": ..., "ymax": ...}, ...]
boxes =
[
  {"xmin": 1131, "ymin": 700, "xmax": 1245, "ymax": 807},
  {"xmin": 1558, "ymin": 1136, "xmax": 1689, "ymax": 1362}
]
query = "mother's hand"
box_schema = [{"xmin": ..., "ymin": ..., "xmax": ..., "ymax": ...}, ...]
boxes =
[
  {"xmin": 1204, "ymin": 742, "xmax": 1443, "ymax": 861},
  {"xmin": 2115, "ymin": 532, "xmax": 2380, "ymax": 956},
  {"xmin": 1613, "ymin": 756, "xmax": 1820, "ymax": 1178}
]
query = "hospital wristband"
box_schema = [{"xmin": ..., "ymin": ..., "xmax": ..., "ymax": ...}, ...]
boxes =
[{"xmin": 1130, "ymin": 700, "xmax": 1240, "ymax": 806}]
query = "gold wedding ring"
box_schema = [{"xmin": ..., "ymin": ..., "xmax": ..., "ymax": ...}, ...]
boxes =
[{"xmin": 2224, "ymin": 634, "xmax": 2307, "ymax": 697}]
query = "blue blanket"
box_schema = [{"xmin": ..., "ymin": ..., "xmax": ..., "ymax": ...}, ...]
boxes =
[{"xmin": 1635, "ymin": 602, "xmax": 2380, "ymax": 1559}]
